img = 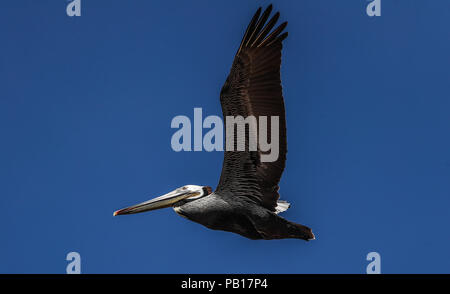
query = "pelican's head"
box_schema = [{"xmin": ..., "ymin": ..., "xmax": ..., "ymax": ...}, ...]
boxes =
[{"xmin": 113, "ymin": 185, "xmax": 212, "ymax": 216}]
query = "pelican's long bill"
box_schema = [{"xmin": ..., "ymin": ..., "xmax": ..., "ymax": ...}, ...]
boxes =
[{"xmin": 113, "ymin": 186, "xmax": 202, "ymax": 216}]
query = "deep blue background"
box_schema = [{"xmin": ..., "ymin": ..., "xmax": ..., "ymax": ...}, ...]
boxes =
[{"xmin": 1, "ymin": 0, "xmax": 449, "ymax": 273}]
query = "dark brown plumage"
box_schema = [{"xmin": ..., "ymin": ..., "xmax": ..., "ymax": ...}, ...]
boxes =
[
  {"xmin": 216, "ymin": 4, "xmax": 288, "ymax": 213},
  {"xmin": 177, "ymin": 5, "xmax": 314, "ymax": 240},
  {"xmin": 114, "ymin": 5, "xmax": 315, "ymax": 241}
]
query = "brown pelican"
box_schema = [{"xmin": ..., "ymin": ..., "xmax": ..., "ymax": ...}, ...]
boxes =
[{"xmin": 114, "ymin": 5, "xmax": 315, "ymax": 241}]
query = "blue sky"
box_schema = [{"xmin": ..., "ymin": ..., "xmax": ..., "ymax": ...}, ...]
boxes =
[{"xmin": 1, "ymin": 0, "xmax": 449, "ymax": 273}]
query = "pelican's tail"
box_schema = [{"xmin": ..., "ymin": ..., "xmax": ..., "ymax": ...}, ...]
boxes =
[{"xmin": 290, "ymin": 223, "xmax": 315, "ymax": 241}]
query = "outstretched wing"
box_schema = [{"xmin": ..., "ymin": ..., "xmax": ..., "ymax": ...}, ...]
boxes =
[{"xmin": 215, "ymin": 5, "xmax": 288, "ymax": 212}]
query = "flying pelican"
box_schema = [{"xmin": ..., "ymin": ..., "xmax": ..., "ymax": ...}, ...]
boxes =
[{"xmin": 114, "ymin": 5, "xmax": 315, "ymax": 241}]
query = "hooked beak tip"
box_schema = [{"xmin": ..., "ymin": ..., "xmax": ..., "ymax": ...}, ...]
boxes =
[{"xmin": 113, "ymin": 210, "xmax": 120, "ymax": 216}]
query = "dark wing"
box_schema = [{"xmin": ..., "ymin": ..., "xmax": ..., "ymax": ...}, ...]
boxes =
[{"xmin": 215, "ymin": 5, "xmax": 288, "ymax": 212}]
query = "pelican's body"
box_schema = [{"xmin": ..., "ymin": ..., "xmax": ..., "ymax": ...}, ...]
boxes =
[
  {"xmin": 174, "ymin": 193, "xmax": 312, "ymax": 240},
  {"xmin": 114, "ymin": 5, "xmax": 315, "ymax": 241}
]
